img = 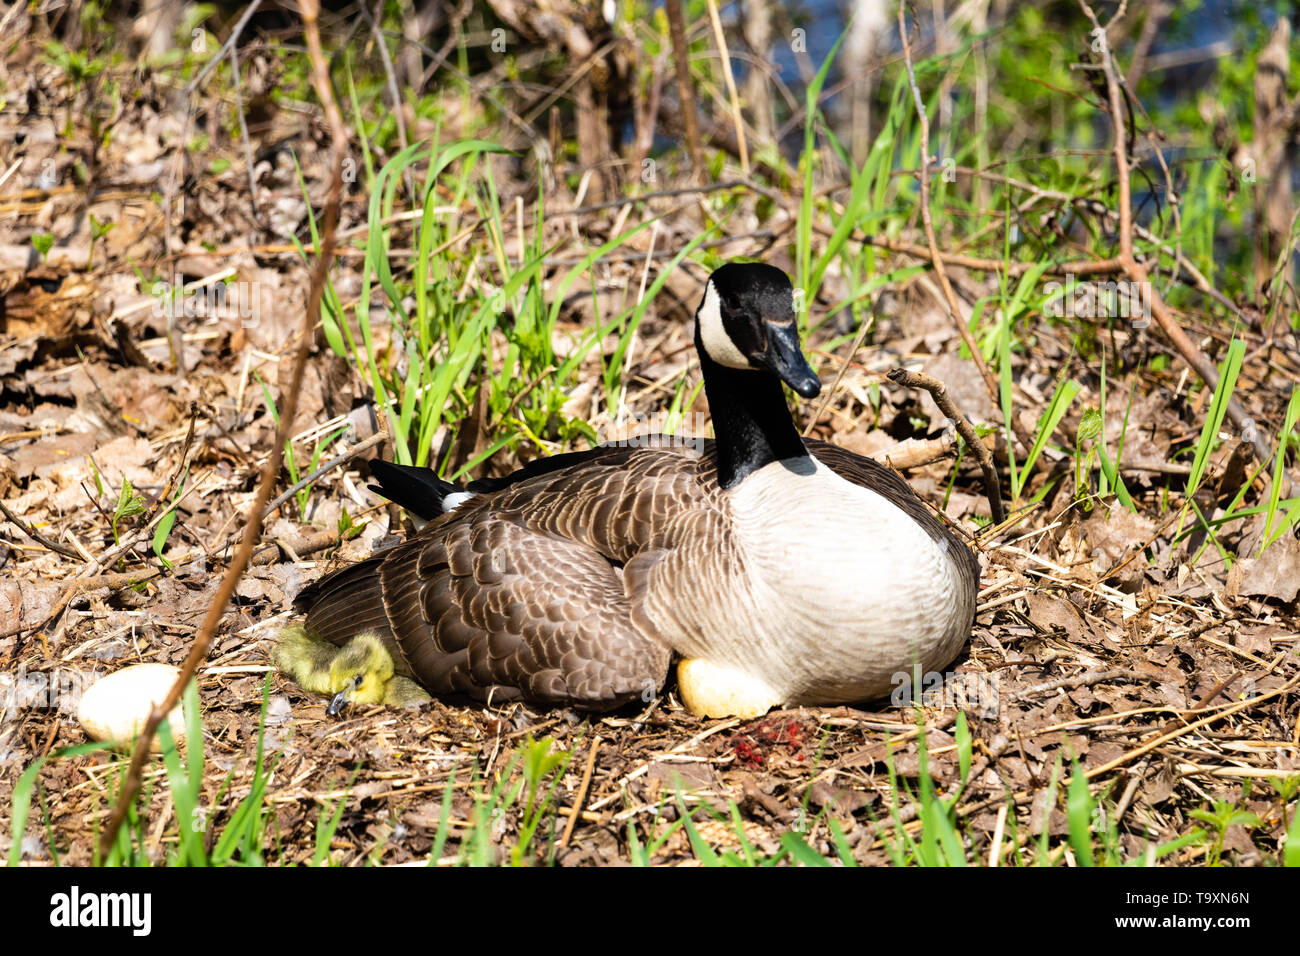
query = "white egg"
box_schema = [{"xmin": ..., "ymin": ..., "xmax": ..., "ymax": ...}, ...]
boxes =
[
  {"xmin": 76, "ymin": 664, "xmax": 188, "ymax": 751},
  {"xmin": 676, "ymin": 657, "xmax": 782, "ymax": 719}
]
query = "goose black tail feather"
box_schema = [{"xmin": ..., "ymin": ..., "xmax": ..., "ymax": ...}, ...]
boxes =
[
  {"xmin": 367, "ymin": 438, "xmax": 699, "ymax": 521},
  {"xmin": 367, "ymin": 459, "xmax": 462, "ymax": 520},
  {"xmin": 367, "ymin": 446, "xmax": 633, "ymax": 518}
]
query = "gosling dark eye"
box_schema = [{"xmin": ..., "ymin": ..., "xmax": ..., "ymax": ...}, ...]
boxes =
[{"xmin": 351, "ymin": 674, "xmax": 364, "ymax": 688}]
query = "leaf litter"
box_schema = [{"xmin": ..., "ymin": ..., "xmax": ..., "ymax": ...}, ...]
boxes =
[{"xmin": 0, "ymin": 20, "xmax": 1297, "ymax": 869}]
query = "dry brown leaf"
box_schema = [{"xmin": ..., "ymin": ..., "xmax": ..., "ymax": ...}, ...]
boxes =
[{"xmin": 1226, "ymin": 534, "xmax": 1300, "ymax": 603}]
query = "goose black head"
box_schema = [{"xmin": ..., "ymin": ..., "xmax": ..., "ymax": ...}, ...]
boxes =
[{"xmin": 695, "ymin": 262, "xmax": 822, "ymax": 399}]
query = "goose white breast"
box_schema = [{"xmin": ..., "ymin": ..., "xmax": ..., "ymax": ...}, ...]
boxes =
[{"xmin": 650, "ymin": 455, "xmax": 970, "ymax": 707}]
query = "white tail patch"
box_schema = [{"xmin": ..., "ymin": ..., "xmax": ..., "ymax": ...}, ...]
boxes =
[{"xmin": 441, "ymin": 491, "xmax": 474, "ymax": 513}]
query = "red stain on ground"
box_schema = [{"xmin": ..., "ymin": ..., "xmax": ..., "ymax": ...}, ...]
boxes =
[{"xmin": 729, "ymin": 717, "xmax": 810, "ymax": 768}]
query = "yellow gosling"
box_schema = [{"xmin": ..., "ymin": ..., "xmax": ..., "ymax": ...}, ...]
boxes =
[{"xmin": 272, "ymin": 626, "xmax": 431, "ymax": 715}]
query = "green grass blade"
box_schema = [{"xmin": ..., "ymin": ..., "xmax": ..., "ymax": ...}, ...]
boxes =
[
  {"xmin": 1066, "ymin": 762, "xmax": 1095, "ymax": 867},
  {"xmin": 1262, "ymin": 385, "xmax": 1300, "ymax": 551},
  {"xmin": 1186, "ymin": 338, "xmax": 1245, "ymax": 500},
  {"xmin": 9, "ymin": 743, "xmax": 113, "ymax": 866}
]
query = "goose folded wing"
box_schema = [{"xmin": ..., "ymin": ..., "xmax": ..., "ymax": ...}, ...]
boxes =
[{"xmin": 380, "ymin": 511, "xmax": 673, "ymax": 710}]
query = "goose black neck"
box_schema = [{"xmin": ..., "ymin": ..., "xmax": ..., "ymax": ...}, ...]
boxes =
[{"xmin": 698, "ymin": 335, "xmax": 810, "ymax": 489}]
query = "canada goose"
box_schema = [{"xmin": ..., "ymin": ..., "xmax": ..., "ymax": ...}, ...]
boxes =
[
  {"xmin": 273, "ymin": 627, "xmax": 431, "ymax": 714},
  {"xmin": 290, "ymin": 261, "xmax": 978, "ymax": 718}
]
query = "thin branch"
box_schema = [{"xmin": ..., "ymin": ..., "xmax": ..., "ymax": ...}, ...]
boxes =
[
  {"xmin": 1077, "ymin": 0, "xmax": 1292, "ymax": 494},
  {"xmin": 1084, "ymin": 671, "xmax": 1300, "ymax": 780},
  {"xmin": 229, "ymin": 39, "xmax": 264, "ymax": 225},
  {"xmin": 0, "ymin": 500, "xmax": 80, "ymax": 559},
  {"xmin": 260, "ymin": 432, "xmax": 386, "ymax": 521},
  {"xmin": 97, "ymin": 0, "xmax": 350, "ymax": 859},
  {"xmin": 860, "ymin": 230, "xmax": 1124, "ymax": 278},
  {"xmin": 359, "ymin": 0, "xmax": 415, "ymax": 203},
  {"xmin": 416, "ymin": 0, "xmax": 473, "ymax": 90},
  {"xmin": 185, "ymin": 0, "xmax": 265, "ymax": 95},
  {"xmin": 704, "ymin": 0, "xmax": 748, "ymax": 175},
  {"xmin": 887, "ymin": 368, "xmax": 1005, "ymax": 525},
  {"xmin": 559, "ymin": 736, "xmax": 601, "ymax": 849},
  {"xmin": 664, "ymin": 0, "xmax": 703, "ymax": 175},
  {"xmin": 803, "ymin": 301, "xmax": 875, "ymax": 437},
  {"xmin": 897, "ymin": 6, "xmax": 1035, "ymax": 458},
  {"xmin": 1012, "ymin": 668, "xmax": 1157, "ymax": 701}
]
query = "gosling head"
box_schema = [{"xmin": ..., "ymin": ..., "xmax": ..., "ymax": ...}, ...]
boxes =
[
  {"xmin": 273, "ymin": 627, "xmax": 430, "ymax": 714},
  {"xmin": 326, "ymin": 633, "xmax": 396, "ymax": 716},
  {"xmin": 694, "ymin": 262, "xmax": 821, "ymax": 399}
]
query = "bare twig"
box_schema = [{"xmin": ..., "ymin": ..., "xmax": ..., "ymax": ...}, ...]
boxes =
[
  {"xmin": 1012, "ymin": 668, "xmax": 1158, "ymax": 701},
  {"xmin": 97, "ymin": 0, "xmax": 350, "ymax": 859},
  {"xmin": 803, "ymin": 303, "xmax": 874, "ymax": 437},
  {"xmin": 861, "ymin": 230, "xmax": 1125, "ymax": 278},
  {"xmin": 82, "ymin": 468, "xmax": 213, "ymax": 576},
  {"xmin": 185, "ymin": 0, "xmax": 265, "ymax": 95},
  {"xmin": 559, "ymin": 735, "xmax": 601, "ymax": 848},
  {"xmin": 167, "ymin": 0, "xmax": 267, "ymax": 299},
  {"xmin": 229, "ymin": 40, "xmax": 264, "ymax": 225},
  {"xmin": 1077, "ymin": 0, "xmax": 1291, "ymax": 494},
  {"xmin": 0, "ymin": 500, "xmax": 81, "ymax": 559},
  {"xmin": 862, "ymin": 165, "xmax": 1253, "ymax": 324},
  {"xmin": 897, "ymin": 7, "xmax": 1035, "ymax": 459},
  {"xmin": 1158, "ymin": 669, "xmax": 1241, "ymax": 737},
  {"xmin": 360, "ymin": 0, "xmax": 415, "ymax": 203},
  {"xmin": 416, "ymin": 0, "xmax": 473, "ymax": 89},
  {"xmin": 260, "ymin": 432, "xmax": 386, "ymax": 521},
  {"xmin": 1084, "ymin": 671, "xmax": 1300, "ymax": 780},
  {"xmin": 558, "ymin": 179, "xmax": 748, "ymax": 218},
  {"xmin": 149, "ymin": 401, "xmax": 200, "ymax": 512},
  {"xmin": 887, "ymin": 368, "xmax": 1005, "ymax": 524},
  {"xmin": 704, "ymin": 0, "xmax": 748, "ymax": 175},
  {"xmin": 1, "ymin": 569, "xmax": 166, "ymax": 648},
  {"xmin": 664, "ymin": 0, "xmax": 703, "ymax": 175},
  {"xmin": 873, "ymin": 434, "xmax": 958, "ymax": 470}
]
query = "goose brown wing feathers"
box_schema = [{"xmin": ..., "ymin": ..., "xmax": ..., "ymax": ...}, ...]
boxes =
[
  {"xmin": 300, "ymin": 442, "xmax": 707, "ymax": 708},
  {"xmin": 296, "ymin": 554, "xmax": 409, "ymax": 672},
  {"xmin": 482, "ymin": 442, "xmax": 714, "ymax": 560},
  {"xmin": 379, "ymin": 506, "xmax": 672, "ymax": 708}
]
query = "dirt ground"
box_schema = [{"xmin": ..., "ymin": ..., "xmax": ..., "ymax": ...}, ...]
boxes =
[{"xmin": 2, "ymin": 18, "xmax": 1298, "ymax": 867}]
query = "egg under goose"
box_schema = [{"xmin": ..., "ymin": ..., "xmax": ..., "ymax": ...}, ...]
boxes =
[{"xmin": 282, "ymin": 262, "xmax": 979, "ymax": 718}]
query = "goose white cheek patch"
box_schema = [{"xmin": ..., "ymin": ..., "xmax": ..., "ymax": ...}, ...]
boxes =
[{"xmin": 697, "ymin": 281, "xmax": 752, "ymax": 370}]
